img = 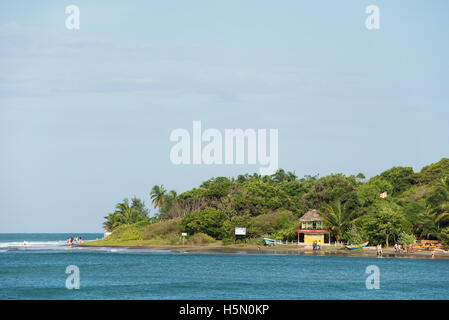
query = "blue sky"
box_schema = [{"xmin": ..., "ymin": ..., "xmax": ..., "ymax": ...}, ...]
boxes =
[{"xmin": 1, "ymin": 1, "xmax": 448, "ymax": 232}]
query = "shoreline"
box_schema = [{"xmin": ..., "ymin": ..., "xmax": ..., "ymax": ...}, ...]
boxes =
[{"xmin": 77, "ymin": 241, "xmax": 449, "ymax": 260}]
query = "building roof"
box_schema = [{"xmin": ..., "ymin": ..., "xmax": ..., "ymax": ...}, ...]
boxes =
[{"xmin": 299, "ymin": 209, "xmax": 323, "ymax": 222}]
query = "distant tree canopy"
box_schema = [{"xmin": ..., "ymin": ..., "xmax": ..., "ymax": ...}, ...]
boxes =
[
  {"xmin": 416, "ymin": 158, "xmax": 449, "ymax": 184},
  {"xmin": 377, "ymin": 166, "xmax": 416, "ymax": 194},
  {"xmin": 103, "ymin": 158, "xmax": 449, "ymax": 247}
]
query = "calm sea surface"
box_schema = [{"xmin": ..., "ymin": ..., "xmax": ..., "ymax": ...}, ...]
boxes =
[{"xmin": 1, "ymin": 233, "xmax": 448, "ymax": 300}]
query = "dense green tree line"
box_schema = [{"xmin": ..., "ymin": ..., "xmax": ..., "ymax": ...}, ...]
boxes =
[{"xmin": 103, "ymin": 158, "xmax": 449, "ymax": 247}]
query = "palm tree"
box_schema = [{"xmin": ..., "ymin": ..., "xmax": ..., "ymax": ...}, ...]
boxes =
[
  {"xmin": 319, "ymin": 200, "xmax": 358, "ymax": 242},
  {"xmin": 421, "ymin": 176, "xmax": 449, "ymax": 239},
  {"xmin": 115, "ymin": 198, "xmax": 140, "ymax": 225},
  {"xmin": 102, "ymin": 197, "xmax": 149, "ymax": 231},
  {"xmin": 168, "ymin": 190, "xmax": 177, "ymax": 199},
  {"xmin": 419, "ymin": 208, "xmax": 449, "ymax": 239},
  {"xmin": 150, "ymin": 185, "xmax": 167, "ymax": 210},
  {"xmin": 103, "ymin": 212, "xmax": 120, "ymax": 232}
]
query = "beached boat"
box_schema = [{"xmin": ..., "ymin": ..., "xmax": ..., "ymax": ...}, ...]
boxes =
[
  {"xmin": 346, "ymin": 242, "xmax": 369, "ymax": 250},
  {"xmin": 263, "ymin": 238, "xmax": 282, "ymax": 246}
]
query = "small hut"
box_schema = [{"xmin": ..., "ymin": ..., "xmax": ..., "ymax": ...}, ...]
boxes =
[{"xmin": 296, "ymin": 209, "xmax": 330, "ymax": 244}]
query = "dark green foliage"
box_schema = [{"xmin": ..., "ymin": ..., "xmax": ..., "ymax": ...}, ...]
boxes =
[
  {"xmin": 302, "ymin": 174, "xmax": 359, "ymax": 210},
  {"xmin": 251, "ymin": 210, "xmax": 296, "ymax": 236},
  {"xmin": 200, "ymin": 177, "xmax": 234, "ymax": 198},
  {"xmin": 360, "ymin": 203, "xmax": 411, "ymax": 247},
  {"xmin": 401, "ymin": 201, "xmax": 426, "ymax": 234},
  {"xmin": 319, "ymin": 200, "xmax": 359, "ymax": 242},
  {"xmin": 377, "ymin": 166, "xmax": 416, "ymax": 194},
  {"xmin": 180, "ymin": 207, "xmax": 228, "ymax": 239},
  {"xmin": 103, "ymin": 197, "xmax": 150, "ymax": 232},
  {"xmin": 416, "ymin": 158, "xmax": 449, "ymax": 184},
  {"xmin": 158, "ymin": 190, "xmax": 178, "ymax": 220},
  {"xmin": 342, "ymin": 225, "xmax": 367, "ymax": 245}
]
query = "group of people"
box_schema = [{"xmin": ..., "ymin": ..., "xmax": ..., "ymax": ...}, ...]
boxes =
[
  {"xmin": 66, "ymin": 236, "xmax": 83, "ymax": 246},
  {"xmin": 394, "ymin": 243, "xmax": 413, "ymax": 255},
  {"xmin": 312, "ymin": 240, "xmax": 321, "ymax": 251}
]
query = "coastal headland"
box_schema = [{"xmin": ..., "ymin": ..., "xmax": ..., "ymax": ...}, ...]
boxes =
[{"xmin": 98, "ymin": 158, "xmax": 449, "ymax": 259}]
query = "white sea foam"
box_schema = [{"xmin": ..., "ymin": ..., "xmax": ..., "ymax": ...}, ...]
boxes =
[{"xmin": 0, "ymin": 241, "xmax": 67, "ymax": 249}]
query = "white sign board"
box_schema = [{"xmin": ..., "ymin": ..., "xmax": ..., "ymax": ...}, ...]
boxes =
[
  {"xmin": 181, "ymin": 233, "xmax": 187, "ymax": 237},
  {"xmin": 235, "ymin": 227, "xmax": 246, "ymax": 236}
]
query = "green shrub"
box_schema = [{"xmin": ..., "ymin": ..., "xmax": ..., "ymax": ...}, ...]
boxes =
[
  {"xmin": 186, "ymin": 233, "xmax": 216, "ymax": 245},
  {"xmin": 222, "ymin": 238, "xmax": 232, "ymax": 245},
  {"xmin": 168, "ymin": 233, "xmax": 183, "ymax": 245},
  {"xmin": 142, "ymin": 219, "xmax": 181, "ymax": 240},
  {"xmin": 397, "ymin": 232, "xmax": 416, "ymax": 246},
  {"xmin": 342, "ymin": 225, "xmax": 367, "ymax": 244},
  {"xmin": 180, "ymin": 207, "xmax": 228, "ymax": 239},
  {"xmin": 246, "ymin": 237, "xmax": 265, "ymax": 246},
  {"xmin": 251, "ymin": 210, "xmax": 296, "ymax": 235},
  {"xmin": 108, "ymin": 222, "xmax": 151, "ymax": 241}
]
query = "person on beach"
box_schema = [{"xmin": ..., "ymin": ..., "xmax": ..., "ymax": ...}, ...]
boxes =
[
  {"xmin": 394, "ymin": 243, "xmax": 398, "ymax": 254},
  {"xmin": 318, "ymin": 241, "xmax": 321, "ymax": 251},
  {"xmin": 406, "ymin": 246, "xmax": 409, "ymax": 254},
  {"xmin": 410, "ymin": 245, "xmax": 413, "ymax": 253},
  {"xmin": 376, "ymin": 244, "xmax": 382, "ymax": 257},
  {"xmin": 431, "ymin": 248, "xmax": 435, "ymax": 259}
]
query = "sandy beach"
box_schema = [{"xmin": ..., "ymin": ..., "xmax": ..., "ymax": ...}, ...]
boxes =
[{"xmin": 78, "ymin": 241, "xmax": 449, "ymax": 259}]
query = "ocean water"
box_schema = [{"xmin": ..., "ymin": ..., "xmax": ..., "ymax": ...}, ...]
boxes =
[{"xmin": 1, "ymin": 233, "xmax": 449, "ymax": 300}]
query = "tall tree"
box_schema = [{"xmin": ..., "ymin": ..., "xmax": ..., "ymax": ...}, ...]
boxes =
[
  {"xmin": 150, "ymin": 185, "xmax": 167, "ymax": 210},
  {"xmin": 362, "ymin": 206, "xmax": 409, "ymax": 248},
  {"xmin": 131, "ymin": 196, "xmax": 150, "ymax": 218}
]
